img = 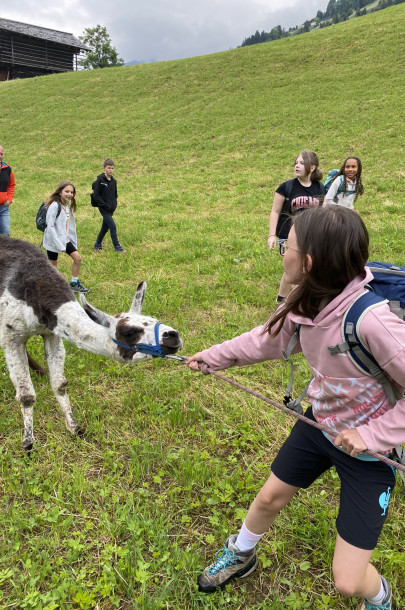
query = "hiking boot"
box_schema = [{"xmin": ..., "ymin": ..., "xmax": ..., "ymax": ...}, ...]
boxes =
[
  {"xmin": 360, "ymin": 577, "xmax": 392, "ymax": 609},
  {"xmin": 197, "ymin": 535, "xmax": 258, "ymax": 594},
  {"xmin": 70, "ymin": 280, "xmax": 90, "ymax": 294},
  {"xmin": 114, "ymin": 246, "xmax": 125, "ymax": 252}
]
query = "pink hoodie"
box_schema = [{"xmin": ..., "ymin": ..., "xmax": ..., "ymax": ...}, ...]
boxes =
[{"xmin": 199, "ymin": 268, "xmax": 405, "ymax": 453}]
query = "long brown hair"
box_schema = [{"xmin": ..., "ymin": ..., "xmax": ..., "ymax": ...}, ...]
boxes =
[
  {"xmin": 45, "ymin": 181, "xmax": 77, "ymax": 212},
  {"xmin": 266, "ymin": 206, "xmax": 369, "ymax": 336},
  {"xmin": 298, "ymin": 150, "xmax": 323, "ymax": 182}
]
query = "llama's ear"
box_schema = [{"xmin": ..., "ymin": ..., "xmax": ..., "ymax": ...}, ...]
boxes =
[
  {"xmin": 79, "ymin": 294, "xmax": 111, "ymax": 328},
  {"xmin": 129, "ymin": 281, "xmax": 146, "ymax": 314}
]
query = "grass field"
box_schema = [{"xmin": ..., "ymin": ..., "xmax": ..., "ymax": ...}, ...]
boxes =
[{"xmin": 0, "ymin": 4, "xmax": 404, "ymax": 608}]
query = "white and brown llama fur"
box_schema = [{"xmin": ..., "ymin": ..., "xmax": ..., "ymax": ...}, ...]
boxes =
[{"xmin": 0, "ymin": 236, "xmax": 182, "ymax": 450}]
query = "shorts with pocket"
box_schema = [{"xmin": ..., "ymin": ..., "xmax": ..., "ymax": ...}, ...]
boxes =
[{"xmin": 271, "ymin": 408, "xmax": 396, "ymax": 550}]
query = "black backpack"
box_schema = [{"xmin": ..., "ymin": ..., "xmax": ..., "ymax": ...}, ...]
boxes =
[
  {"xmin": 36, "ymin": 201, "xmax": 61, "ymax": 232},
  {"xmin": 90, "ymin": 180, "xmax": 98, "ymax": 207}
]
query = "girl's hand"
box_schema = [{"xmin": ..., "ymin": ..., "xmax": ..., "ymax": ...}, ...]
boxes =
[
  {"xmin": 334, "ymin": 429, "xmax": 367, "ymax": 457},
  {"xmin": 186, "ymin": 352, "xmax": 205, "ymax": 372},
  {"xmin": 268, "ymin": 235, "xmax": 277, "ymax": 250}
]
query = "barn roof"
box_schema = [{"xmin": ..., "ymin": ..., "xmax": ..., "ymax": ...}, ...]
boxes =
[{"xmin": 0, "ymin": 18, "xmax": 90, "ymax": 50}]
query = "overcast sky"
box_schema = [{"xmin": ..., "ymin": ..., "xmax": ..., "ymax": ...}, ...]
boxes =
[{"xmin": 2, "ymin": 0, "xmax": 329, "ymax": 63}]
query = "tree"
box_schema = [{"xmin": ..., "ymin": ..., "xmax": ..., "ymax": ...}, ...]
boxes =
[
  {"xmin": 79, "ymin": 25, "xmax": 124, "ymax": 69},
  {"xmin": 269, "ymin": 25, "xmax": 285, "ymax": 40}
]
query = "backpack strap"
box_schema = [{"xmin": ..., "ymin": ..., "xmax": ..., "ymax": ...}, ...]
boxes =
[
  {"xmin": 282, "ymin": 324, "xmax": 306, "ymax": 414},
  {"xmin": 328, "ymin": 290, "xmax": 403, "ymax": 406},
  {"xmin": 284, "ymin": 179, "xmax": 294, "ymax": 200},
  {"xmin": 392, "ymin": 445, "xmax": 405, "ymax": 495},
  {"xmin": 337, "ymin": 174, "xmax": 345, "ymax": 194},
  {"xmin": 280, "ymin": 179, "xmax": 294, "ymax": 215}
]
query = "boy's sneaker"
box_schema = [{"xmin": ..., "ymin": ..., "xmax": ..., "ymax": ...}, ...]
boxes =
[
  {"xmin": 360, "ymin": 577, "xmax": 392, "ymax": 609},
  {"xmin": 276, "ymin": 295, "xmax": 286, "ymax": 304},
  {"xmin": 114, "ymin": 246, "xmax": 126, "ymax": 252},
  {"xmin": 70, "ymin": 280, "xmax": 90, "ymax": 294},
  {"xmin": 197, "ymin": 534, "xmax": 258, "ymax": 594},
  {"xmin": 93, "ymin": 244, "xmax": 102, "ymax": 250}
]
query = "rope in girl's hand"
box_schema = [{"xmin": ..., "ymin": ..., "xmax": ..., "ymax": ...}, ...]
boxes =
[
  {"xmin": 184, "ymin": 361, "xmax": 405, "ymax": 474},
  {"xmin": 166, "ymin": 355, "xmax": 405, "ymax": 473}
]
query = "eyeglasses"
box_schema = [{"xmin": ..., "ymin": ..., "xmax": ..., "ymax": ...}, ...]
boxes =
[{"xmin": 279, "ymin": 241, "xmax": 301, "ymax": 256}]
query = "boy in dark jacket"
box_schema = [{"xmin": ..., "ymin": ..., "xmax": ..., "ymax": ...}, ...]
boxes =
[{"xmin": 93, "ymin": 158, "xmax": 125, "ymax": 252}]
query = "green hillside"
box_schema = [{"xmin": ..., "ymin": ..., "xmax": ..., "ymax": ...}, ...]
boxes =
[
  {"xmin": 240, "ymin": 0, "xmax": 405, "ymax": 46},
  {"xmin": 0, "ymin": 5, "xmax": 404, "ymax": 608}
]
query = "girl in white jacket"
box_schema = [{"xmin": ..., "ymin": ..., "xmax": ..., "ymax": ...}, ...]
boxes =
[
  {"xmin": 187, "ymin": 206, "xmax": 401, "ymax": 609},
  {"xmin": 43, "ymin": 181, "xmax": 89, "ymax": 293},
  {"xmin": 325, "ymin": 156, "xmax": 364, "ymax": 209}
]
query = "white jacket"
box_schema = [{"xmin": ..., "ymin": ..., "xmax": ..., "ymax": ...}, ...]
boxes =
[
  {"xmin": 42, "ymin": 201, "xmax": 77, "ymax": 252},
  {"xmin": 326, "ymin": 176, "xmax": 356, "ymax": 209}
]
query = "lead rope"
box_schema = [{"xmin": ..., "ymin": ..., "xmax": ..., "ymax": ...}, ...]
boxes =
[
  {"xmin": 128, "ymin": 344, "xmax": 405, "ymax": 475},
  {"xmin": 184, "ymin": 361, "xmax": 405, "ymax": 475}
]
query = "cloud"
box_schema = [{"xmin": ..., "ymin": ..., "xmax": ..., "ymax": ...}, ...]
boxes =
[{"xmin": 0, "ymin": 0, "xmax": 328, "ymax": 63}]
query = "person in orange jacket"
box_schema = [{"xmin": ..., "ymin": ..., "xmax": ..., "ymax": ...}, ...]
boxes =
[{"xmin": 0, "ymin": 144, "xmax": 16, "ymax": 236}]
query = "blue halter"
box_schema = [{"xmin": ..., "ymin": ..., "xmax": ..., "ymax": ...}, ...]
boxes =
[{"xmin": 112, "ymin": 321, "xmax": 166, "ymax": 357}]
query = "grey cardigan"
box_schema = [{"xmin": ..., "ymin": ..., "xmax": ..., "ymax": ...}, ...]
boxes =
[{"xmin": 42, "ymin": 201, "xmax": 77, "ymax": 252}]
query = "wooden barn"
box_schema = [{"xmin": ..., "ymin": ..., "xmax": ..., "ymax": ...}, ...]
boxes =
[{"xmin": 0, "ymin": 18, "xmax": 90, "ymax": 80}]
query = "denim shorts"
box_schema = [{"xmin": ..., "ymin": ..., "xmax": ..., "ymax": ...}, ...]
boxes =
[
  {"xmin": 271, "ymin": 408, "xmax": 396, "ymax": 550},
  {"xmin": 277, "ymin": 237, "xmax": 287, "ymax": 255}
]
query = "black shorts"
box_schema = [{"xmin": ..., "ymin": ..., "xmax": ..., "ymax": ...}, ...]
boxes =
[
  {"xmin": 47, "ymin": 241, "xmax": 77, "ymax": 261},
  {"xmin": 271, "ymin": 408, "xmax": 396, "ymax": 550}
]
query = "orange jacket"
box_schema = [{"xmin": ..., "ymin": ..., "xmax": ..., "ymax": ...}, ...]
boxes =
[{"xmin": 0, "ymin": 162, "xmax": 16, "ymax": 204}]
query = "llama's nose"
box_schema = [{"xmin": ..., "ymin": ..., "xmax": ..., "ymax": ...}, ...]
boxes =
[
  {"xmin": 161, "ymin": 330, "xmax": 181, "ymax": 347},
  {"xmin": 160, "ymin": 330, "xmax": 182, "ymax": 354}
]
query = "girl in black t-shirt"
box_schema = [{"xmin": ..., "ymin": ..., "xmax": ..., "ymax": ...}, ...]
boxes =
[{"xmin": 268, "ymin": 151, "xmax": 326, "ymax": 303}]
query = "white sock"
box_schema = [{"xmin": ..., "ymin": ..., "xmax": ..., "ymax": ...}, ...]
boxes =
[
  {"xmin": 234, "ymin": 520, "xmax": 265, "ymax": 552},
  {"xmin": 366, "ymin": 577, "xmax": 386, "ymax": 604},
  {"xmin": 71, "ymin": 276, "xmax": 78, "ymax": 283}
]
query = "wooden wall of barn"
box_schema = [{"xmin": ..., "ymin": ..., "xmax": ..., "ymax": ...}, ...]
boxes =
[{"xmin": 0, "ymin": 30, "xmax": 78, "ymax": 80}]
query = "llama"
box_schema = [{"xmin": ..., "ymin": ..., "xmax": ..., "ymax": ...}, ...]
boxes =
[{"xmin": 0, "ymin": 236, "xmax": 182, "ymax": 450}]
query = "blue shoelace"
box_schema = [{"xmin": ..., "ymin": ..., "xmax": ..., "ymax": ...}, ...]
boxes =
[{"xmin": 208, "ymin": 547, "xmax": 238, "ymax": 575}]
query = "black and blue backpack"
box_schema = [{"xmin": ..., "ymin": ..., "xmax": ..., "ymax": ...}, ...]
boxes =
[
  {"xmin": 282, "ymin": 262, "xmax": 405, "ymax": 481},
  {"xmin": 328, "ymin": 263, "xmax": 405, "ymax": 405},
  {"xmin": 284, "ymin": 261, "xmax": 405, "ymax": 411}
]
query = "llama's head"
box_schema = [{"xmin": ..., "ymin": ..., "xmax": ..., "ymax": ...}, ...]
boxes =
[{"xmin": 79, "ymin": 282, "xmax": 182, "ymax": 362}]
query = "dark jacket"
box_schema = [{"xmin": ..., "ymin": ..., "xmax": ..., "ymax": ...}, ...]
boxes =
[
  {"xmin": 92, "ymin": 173, "xmax": 118, "ymax": 214},
  {"xmin": 0, "ymin": 162, "xmax": 16, "ymax": 205}
]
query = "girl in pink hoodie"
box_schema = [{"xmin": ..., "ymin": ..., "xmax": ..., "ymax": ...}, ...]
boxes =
[{"xmin": 187, "ymin": 206, "xmax": 403, "ymax": 608}]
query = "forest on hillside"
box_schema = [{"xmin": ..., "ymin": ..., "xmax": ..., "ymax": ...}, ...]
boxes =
[{"xmin": 241, "ymin": 0, "xmax": 405, "ymax": 46}]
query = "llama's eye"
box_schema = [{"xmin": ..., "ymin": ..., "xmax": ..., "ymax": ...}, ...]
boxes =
[{"xmin": 121, "ymin": 326, "xmax": 144, "ymax": 339}]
